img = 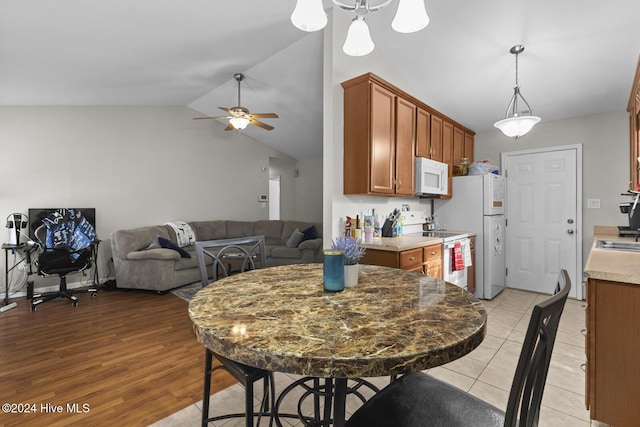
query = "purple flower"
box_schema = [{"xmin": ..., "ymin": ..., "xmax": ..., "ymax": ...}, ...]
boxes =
[{"xmin": 331, "ymin": 236, "xmax": 366, "ymax": 265}]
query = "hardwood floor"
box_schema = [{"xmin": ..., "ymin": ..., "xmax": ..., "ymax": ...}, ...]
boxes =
[{"xmin": 0, "ymin": 288, "xmax": 235, "ymax": 426}]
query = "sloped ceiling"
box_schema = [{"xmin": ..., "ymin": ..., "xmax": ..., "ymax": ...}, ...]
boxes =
[{"xmin": 1, "ymin": 1, "xmax": 639, "ymax": 160}]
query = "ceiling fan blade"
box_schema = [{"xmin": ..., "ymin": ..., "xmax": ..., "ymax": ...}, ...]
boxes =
[
  {"xmin": 193, "ymin": 115, "xmax": 231, "ymax": 120},
  {"xmin": 248, "ymin": 113, "xmax": 279, "ymax": 119},
  {"xmin": 218, "ymin": 106, "xmax": 233, "ymax": 114},
  {"xmin": 224, "ymin": 122, "xmax": 235, "ymax": 131},
  {"xmin": 250, "ymin": 119, "xmax": 274, "ymax": 131}
]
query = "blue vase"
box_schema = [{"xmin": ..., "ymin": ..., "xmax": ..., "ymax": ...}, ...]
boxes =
[{"xmin": 323, "ymin": 250, "xmax": 345, "ymax": 292}]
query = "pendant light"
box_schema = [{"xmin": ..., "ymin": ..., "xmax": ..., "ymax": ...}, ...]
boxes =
[
  {"xmin": 290, "ymin": 0, "xmax": 429, "ymax": 57},
  {"xmin": 343, "ymin": 16, "xmax": 375, "ymax": 56},
  {"xmin": 493, "ymin": 45, "xmax": 541, "ymax": 139}
]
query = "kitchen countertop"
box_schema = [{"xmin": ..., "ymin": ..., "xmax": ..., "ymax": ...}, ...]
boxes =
[
  {"xmin": 584, "ymin": 225, "xmax": 640, "ymax": 285},
  {"xmin": 359, "ymin": 232, "xmax": 472, "ymax": 252}
]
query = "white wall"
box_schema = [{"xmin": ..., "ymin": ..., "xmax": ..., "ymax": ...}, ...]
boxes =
[
  {"xmin": 323, "ymin": 9, "xmax": 432, "ymax": 243},
  {"xmin": 475, "ymin": 111, "xmax": 629, "ymax": 271},
  {"xmin": 0, "ymin": 106, "xmax": 321, "ymax": 292}
]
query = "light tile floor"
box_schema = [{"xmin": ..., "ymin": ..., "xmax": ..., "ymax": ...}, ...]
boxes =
[{"xmin": 152, "ymin": 288, "xmax": 609, "ymax": 427}]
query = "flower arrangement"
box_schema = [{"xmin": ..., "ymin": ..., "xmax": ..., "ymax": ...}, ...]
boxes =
[{"xmin": 331, "ymin": 236, "xmax": 366, "ymax": 265}]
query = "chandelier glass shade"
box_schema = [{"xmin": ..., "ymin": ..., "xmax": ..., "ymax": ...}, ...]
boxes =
[
  {"xmin": 291, "ymin": 0, "xmax": 429, "ymax": 56},
  {"xmin": 493, "ymin": 45, "xmax": 541, "ymax": 139}
]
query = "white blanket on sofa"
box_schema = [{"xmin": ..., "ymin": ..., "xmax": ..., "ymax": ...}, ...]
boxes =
[{"xmin": 165, "ymin": 221, "xmax": 196, "ymax": 247}]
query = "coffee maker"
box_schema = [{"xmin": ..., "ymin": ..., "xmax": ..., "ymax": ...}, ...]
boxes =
[{"xmin": 619, "ymin": 193, "xmax": 640, "ymax": 238}]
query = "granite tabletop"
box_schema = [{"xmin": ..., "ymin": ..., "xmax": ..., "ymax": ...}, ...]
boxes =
[{"xmin": 189, "ymin": 263, "xmax": 487, "ymax": 378}]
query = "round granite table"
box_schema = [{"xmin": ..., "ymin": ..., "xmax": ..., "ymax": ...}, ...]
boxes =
[{"xmin": 189, "ymin": 263, "xmax": 487, "ymax": 426}]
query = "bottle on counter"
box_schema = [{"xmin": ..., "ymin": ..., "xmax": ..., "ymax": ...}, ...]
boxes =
[{"xmin": 396, "ymin": 214, "xmax": 403, "ymax": 236}]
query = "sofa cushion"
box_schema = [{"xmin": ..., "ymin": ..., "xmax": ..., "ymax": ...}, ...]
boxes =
[
  {"xmin": 226, "ymin": 221, "xmax": 257, "ymax": 238},
  {"xmin": 127, "ymin": 248, "xmax": 181, "ymax": 261},
  {"xmin": 286, "ymin": 228, "xmax": 305, "ymax": 248},
  {"xmin": 255, "ymin": 220, "xmax": 285, "ymax": 245},
  {"xmin": 189, "ymin": 221, "xmax": 227, "ymax": 241},
  {"xmin": 271, "ymin": 246, "xmax": 302, "ymax": 259}
]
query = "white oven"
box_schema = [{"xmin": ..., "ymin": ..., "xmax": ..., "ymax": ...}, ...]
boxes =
[{"xmin": 442, "ymin": 236, "xmax": 469, "ymax": 290}]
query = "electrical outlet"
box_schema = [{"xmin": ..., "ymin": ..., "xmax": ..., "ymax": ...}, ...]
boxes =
[{"xmin": 587, "ymin": 199, "xmax": 601, "ymax": 209}]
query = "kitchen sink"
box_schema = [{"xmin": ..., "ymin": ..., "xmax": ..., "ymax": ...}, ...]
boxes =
[{"xmin": 596, "ymin": 240, "xmax": 640, "ymax": 252}]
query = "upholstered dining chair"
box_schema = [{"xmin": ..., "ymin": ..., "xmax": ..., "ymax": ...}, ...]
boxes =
[
  {"xmin": 194, "ymin": 236, "xmax": 273, "ymax": 427},
  {"xmin": 346, "ymin": 269, "xmax": 571, "ymax": 427}
]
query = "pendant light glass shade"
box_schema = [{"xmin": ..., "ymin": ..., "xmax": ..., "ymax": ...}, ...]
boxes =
[
  {"xmin": 291, "ymin": 0, "xmax": 429, "ymax": 57},
  {"xmin": 392, "ymin": 0, "xmax": 429, "ymax": 33},
  {"xmin": 291, "ymin": 0, "xmax": 327, "ymax": 32},
  {"xmin": 343, "ymin": 17, "xmax": 375, "ymax": 57},
  {"xmin": 494, "ymin": 45, "xmax": 540, "ymax": 139},
  {"xmin": 230, "ymin": 117, "xmax": 250, "ymax": 130}
]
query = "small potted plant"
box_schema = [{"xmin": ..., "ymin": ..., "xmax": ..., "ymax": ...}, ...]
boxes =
[{"xmin": 331, "ymin": 236, "xmax": 366, "ymax": 287}]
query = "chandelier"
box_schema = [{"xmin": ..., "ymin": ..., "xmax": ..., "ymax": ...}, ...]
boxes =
[
  {"xmin": 291, "ymin": 0, "xmax": 429, "ymax": 57},
  {"xmin": 493, "ymin": 45, "xmax": 541, "ymax": 139}
]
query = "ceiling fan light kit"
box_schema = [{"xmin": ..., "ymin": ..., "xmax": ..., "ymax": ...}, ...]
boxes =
[
  {"xmin": 291, "ymin": 0, "xmax": 429, "ymax": 57},
  {"xmin": 494, "ymin": 45, "xmax": 541, "ymax": 139},
  {"xmin": 193, "ymin": 73, "xmax": 278, "ymax": 131}
]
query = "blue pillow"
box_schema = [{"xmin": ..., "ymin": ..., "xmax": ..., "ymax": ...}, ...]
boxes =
[
  {"xmin": 301, "ymin": 225, "xmax": 318, "ymax": 241},
  {"xmin": 158, "ymin": 236, "xmax": 191, "ymax": 258}
]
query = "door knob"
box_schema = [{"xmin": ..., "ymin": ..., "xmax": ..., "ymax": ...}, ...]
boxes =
[
  {"xmin": 567, "ymin": 229, "xmax": 574, "ymax": 235},
  {"xmin": 567, "ymin": 219, "xmax": 574, "ymax": 224}
]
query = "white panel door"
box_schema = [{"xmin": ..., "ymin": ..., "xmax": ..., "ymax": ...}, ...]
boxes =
[{"xmin": 503, "ymin": 146, "xmax": 581, "ymax": 299}]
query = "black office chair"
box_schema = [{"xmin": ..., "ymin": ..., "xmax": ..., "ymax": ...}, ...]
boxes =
[
  {"xmin": 194, "ymin": 236, "xmax": 273, "ymax": 427},
  {"xmin": 31, "ymin": 221, "xmax": 97, "ymax": 312},
  {"xmin": 346, "ymin": 269, "xmax": 571, "ymax": 427}
]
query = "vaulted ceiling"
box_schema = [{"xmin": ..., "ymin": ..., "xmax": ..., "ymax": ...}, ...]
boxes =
[{"xmin": 1, "ymin": 1, "xmax": 638, "ymax": 160}]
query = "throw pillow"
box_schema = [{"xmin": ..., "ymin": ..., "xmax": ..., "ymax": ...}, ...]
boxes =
[
  {"xmin": 158, "ymin": 236, "xmax": 191, "ymax": 258},
  {"xmin": 286, "ymin": 228, "xmax": 305, "ymax": 248},
  {"xmin": 146, "ymin": 235, "xmax": 162, "ymax": 250},
  {"xmin": 301, "ymin": 225, "xmax": 318, "ymax": 241}
]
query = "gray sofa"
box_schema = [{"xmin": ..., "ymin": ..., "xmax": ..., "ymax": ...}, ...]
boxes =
[{"xmin": 110, "ymin": 220, "xmax": 323, "ymax": 292}]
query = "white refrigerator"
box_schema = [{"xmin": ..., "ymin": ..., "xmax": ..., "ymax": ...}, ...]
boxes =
[{"xmin": 435, "ymin": 174, "xmax": 506, "ymax": 299}]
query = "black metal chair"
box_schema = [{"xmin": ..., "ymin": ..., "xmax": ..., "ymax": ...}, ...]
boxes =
[
  {"xmin": 346, "ymin": 269, "xmax": 571, "ymax": 427},
  {"xmin": 194, "ymin": 236, "xmax": 273, "ymax": 427},
  {"xmin": 31, "ymin": 224, "xmax": 97, "ymax": 311}
]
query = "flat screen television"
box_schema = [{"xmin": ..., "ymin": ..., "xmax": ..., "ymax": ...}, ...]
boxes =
[{"xmin": 28, "ymin": 208, "xmax": 96, "ymax": 240}]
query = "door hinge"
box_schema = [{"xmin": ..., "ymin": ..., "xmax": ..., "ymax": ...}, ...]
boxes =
[
  {"xmin": 505, "ymin": 218, "xmax": 508, "ymax": 227},
  {"xmin": 505, "ymin": 267, "xmax": 508, "ymax": 276}
]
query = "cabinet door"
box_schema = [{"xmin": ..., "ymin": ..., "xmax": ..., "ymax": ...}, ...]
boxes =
[
  {"xmin": 430, "ymin": 115, "xmax": 443, "ymax": 162},
  {"xmin": 464, "ymin": 132, "xmax": 474, "ymax": 163},
  {"xmin": 416, "ymin": 108, "xmax": 431, "ymax": 158},
  {"xmin": 452, "ymin": 127, "xmax": 465, "ymax": 175},
  {"xmin": 370, "ymin": 84, "xmax": 396, "ymax": 194},
  {"xmin": 441, "ymin": 121, "xmax": 454, "ymax": 198},
  {"xmin": 424, "ymin": 244, "xmax": 442, "ymax": 279},
  {"xmin": 395, "ymin": 97, "xmax": 416, "ymax": 196}
]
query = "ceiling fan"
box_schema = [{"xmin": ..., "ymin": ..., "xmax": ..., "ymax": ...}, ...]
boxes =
[{"xmin": 193, "ymin": 73, "xmax": 278, "ymax": 131}]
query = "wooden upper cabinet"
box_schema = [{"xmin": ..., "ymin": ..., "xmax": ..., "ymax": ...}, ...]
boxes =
[
  {"xmin": 342, "ymin": 72, "xmax": 474, "ymax": 197},
  {"xmin": 370, "ymin": 83, "xmax": 396, "ymax": 194},
  {"xmin": 416, "ymin": 108, "xmax": 431, "ymax": 158},
  {"xmin": 441, "ymin": 121, "xmax": 454, "ymax": 198},
  {"xmin": 452, "ymin": 126, "xmax": 465, "ymax": 175},
  {"xmin": 464, "ymin": 132, "xmax": 474, "ymax": 163},
  {"xmin": 430, "ymin": 115, "xmax": 443, "ymax": 162},
  {"xmin": 395, "ymin": 97, "xmax": 416, "ymax": 196},
  {"xmin": 629, "ymin": 55, "xmax": 640, "ymax": 191}
]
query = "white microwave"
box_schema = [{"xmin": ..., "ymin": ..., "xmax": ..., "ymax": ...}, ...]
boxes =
[{"xmin": 415, "ymin": 157, "xmax": 448, "ymax": 196}]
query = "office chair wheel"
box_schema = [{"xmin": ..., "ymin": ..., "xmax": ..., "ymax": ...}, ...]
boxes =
[
  {"xmin": 30, "ymin": 305, "xmax": 37, "ymax": 312},
  {"xmin": 91, "ymin": 292, "xmax": 97, "ymax": 297},
  {"xmin": 72, "ymin": 301, "xmax": 79, "ymax": 307}
]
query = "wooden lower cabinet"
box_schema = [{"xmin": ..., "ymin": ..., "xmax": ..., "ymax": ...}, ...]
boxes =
[
  {"xmin": 586, "ymin": 278, "xmax": 640, "ymax": 426},
  {"xmin": 360, "ymin": 244, "xmax": 442, "ymax": 279},
  {"xmin": 423, "ymin": 244, "xmax": 442, "ymax": 279}
]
